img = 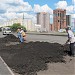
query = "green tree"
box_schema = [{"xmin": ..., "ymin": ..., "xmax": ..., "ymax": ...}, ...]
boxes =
[{"xmin": 10, "ymin": 23, "xmax": 26, "ymax": 32}]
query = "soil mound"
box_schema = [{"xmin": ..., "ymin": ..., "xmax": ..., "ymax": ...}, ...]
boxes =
[
  {"xmin": 0, "ymin": 34, "xmax": 19, "ymax": 43},
  {"xmin": 0, "ymin": 34, "xmax": 69, "ymax": 75}
]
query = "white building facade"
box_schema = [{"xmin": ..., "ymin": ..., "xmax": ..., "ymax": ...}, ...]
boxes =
[{"xmin": 71, "ymin": 14, "xmax": 75, "ymax": 31}]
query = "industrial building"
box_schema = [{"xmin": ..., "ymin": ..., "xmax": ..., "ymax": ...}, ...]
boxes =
[
  {"xmin": 53, "ymin": 9, "xmax": 66, "ymax": 31},
  {"xmin": 66, "ymin": 15, "xmax": 71, "ymax": 26},
  {"xmin": 37, "ymin": 12, "xmax": 50, "ymax": 32}
]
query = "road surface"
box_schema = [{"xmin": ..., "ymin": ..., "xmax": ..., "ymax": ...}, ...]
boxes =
[
  {"xmin": 26, "ymin": 34, "xmax": 67, "ymax": 44},
  {"xmin": 0, "ymin": 32, "xmax": 68, "ymax": 44}
]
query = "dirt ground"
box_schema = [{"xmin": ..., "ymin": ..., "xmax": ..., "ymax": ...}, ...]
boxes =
[
  {"xmin": 0, "ymin": 34, "xmax": 75, "ymax": 75},
  {"xmin": 37, "ymin": 56, "xmax": 75, "ymax": 75}
]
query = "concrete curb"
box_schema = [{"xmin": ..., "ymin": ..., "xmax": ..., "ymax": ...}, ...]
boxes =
[
  {"xmin": 26, "ymin": 32, "xmax": 67, "ymax": 36},
  {"xmin": 0, "ymin": 56, "xmax": 15, "ymax": 75}
]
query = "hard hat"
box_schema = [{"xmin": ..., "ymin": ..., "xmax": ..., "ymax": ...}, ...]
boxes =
[{"xmin": 65, "ymin": 27, "xmax": 71, "ymax": 30}]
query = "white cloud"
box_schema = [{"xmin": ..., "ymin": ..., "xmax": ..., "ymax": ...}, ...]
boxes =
[
  {"xmin": 72, "ymin": 0, "xmax": 75, "ymax": 4},
  {"xmin": 6, "ymin": 5, "xmax": 32, "ymax": 13},
  {"xmin": 55, "ymin": 0, "xmax": 75, "ymax": 14},
  {"xmin": 34, "ymin": 4, "xmax": 53, "ymax": 14},
  {"xmin": 41, "ymin": 4, "xmax": 53, "ymax": 14},
  {"xmin": 66, "ymin": 5, "xmax": 74, "ymax": 14},
  {"xmin": 0, "ymin": 0, "xmax": 32, "ymax": 12},
  {"xmin": 0, "ymin": 0, "xmax": 33, "ymax": 25},
  {"xmin": 71, "ymin": 14, "xmax": 75, "ymax": 19},
  {"xmin": 0, "ymin": 2, "xmax": 53, "ymax": 25},
  {"xmin": 4, "ymin": 12, "xmax": 17, "ymax": 19},
  {"xmin": 0, "ymin": 0, "xmax": 24, "ymax": 4},
  {"xmin": 72, "ymin": 0, "xmax": 75, "ymax": 12},
  {"xmin": 55, "ymin": 1, "xmax": 67, "ymax": 9},
  {"xmin": 0, "ymin": 3, "xmax": 9, "ymax": 12},
  {"xmin": 0, "ymin": 1, "xmax": 53, "ymax": 25},
  {"xmin": 34, "ymin": 4, "xmax": 41, "ymax": 12},
  {"xmin": 0, "ymin": 0, "xmax": 13, "ymax": 3}
]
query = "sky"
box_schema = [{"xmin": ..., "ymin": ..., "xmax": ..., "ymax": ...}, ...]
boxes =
[
  {"xmin": 0, "ymin": 0, "xmax": 75, "ymax": 25},
  {"xmin": 25, "ymin": 0, "xmax": 72, "ymax": 9}
]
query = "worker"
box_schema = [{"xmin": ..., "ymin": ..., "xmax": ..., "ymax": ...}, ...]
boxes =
[
  {"xmin": 64, "ymin": 27, "xmax": 75, "ymax": 57},
  {"xmin": 20, "ymin": 28, "xmax": 26, "ymax": 43},
  {"xmin": 21, "ymin": 29, "xmax": 26, "ymax": 41},
  {"xmin": 17, "ymin": 28, "xmax": 21, "ymax": 39},
  {"xmin": 17, "ymin": 28, "xmax": 24, "ymax": 43}
]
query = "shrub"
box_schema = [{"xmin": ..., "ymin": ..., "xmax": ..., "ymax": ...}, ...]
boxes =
[{"xmin": 10, "ymin": 23, "xmax": 26, "ymax": 32}]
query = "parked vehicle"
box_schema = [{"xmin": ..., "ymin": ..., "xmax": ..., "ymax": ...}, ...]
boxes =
[{"xmin": 2, "ymin": 27, "xmax": 12, "ymax": 35}]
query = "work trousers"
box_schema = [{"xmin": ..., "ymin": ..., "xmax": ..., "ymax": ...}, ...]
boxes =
[
  {"xmin": 20, "ymin": 36, "xmax": 24, "ymax": 43},
  {"xmin": 70, "ymin": 42, "xmax": 75, "ymax": 56}
]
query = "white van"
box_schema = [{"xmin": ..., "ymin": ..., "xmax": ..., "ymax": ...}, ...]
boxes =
[{"xmin": 2, "ymin": 27, "xmax": 12, "ymax": 35}]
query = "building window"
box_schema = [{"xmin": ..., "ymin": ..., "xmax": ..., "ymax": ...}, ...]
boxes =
[
  {"xmin": 60, "ymin": 13, "xmax": 61, "ymax": 17},
  {"xmin": 58, "ymin": 20, "xmax": 59, "ymax": 22},
  {"xmin": 58, "ymin": 13, "xmax": 59, "ymax": 16},
  {"xmin": 62, "ymin": 13, "xmax": 64, "ymax": 17}
]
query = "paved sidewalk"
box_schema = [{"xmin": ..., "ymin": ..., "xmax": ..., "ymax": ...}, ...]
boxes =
[{"xmin": 0, "ymin": 56, "xmax": 14, "ymax": 75}]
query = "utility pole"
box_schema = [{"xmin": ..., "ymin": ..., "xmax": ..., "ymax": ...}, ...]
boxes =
[{"xmin": 21, "ymin": 4, "xmax": 25, "ymax": 26}]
